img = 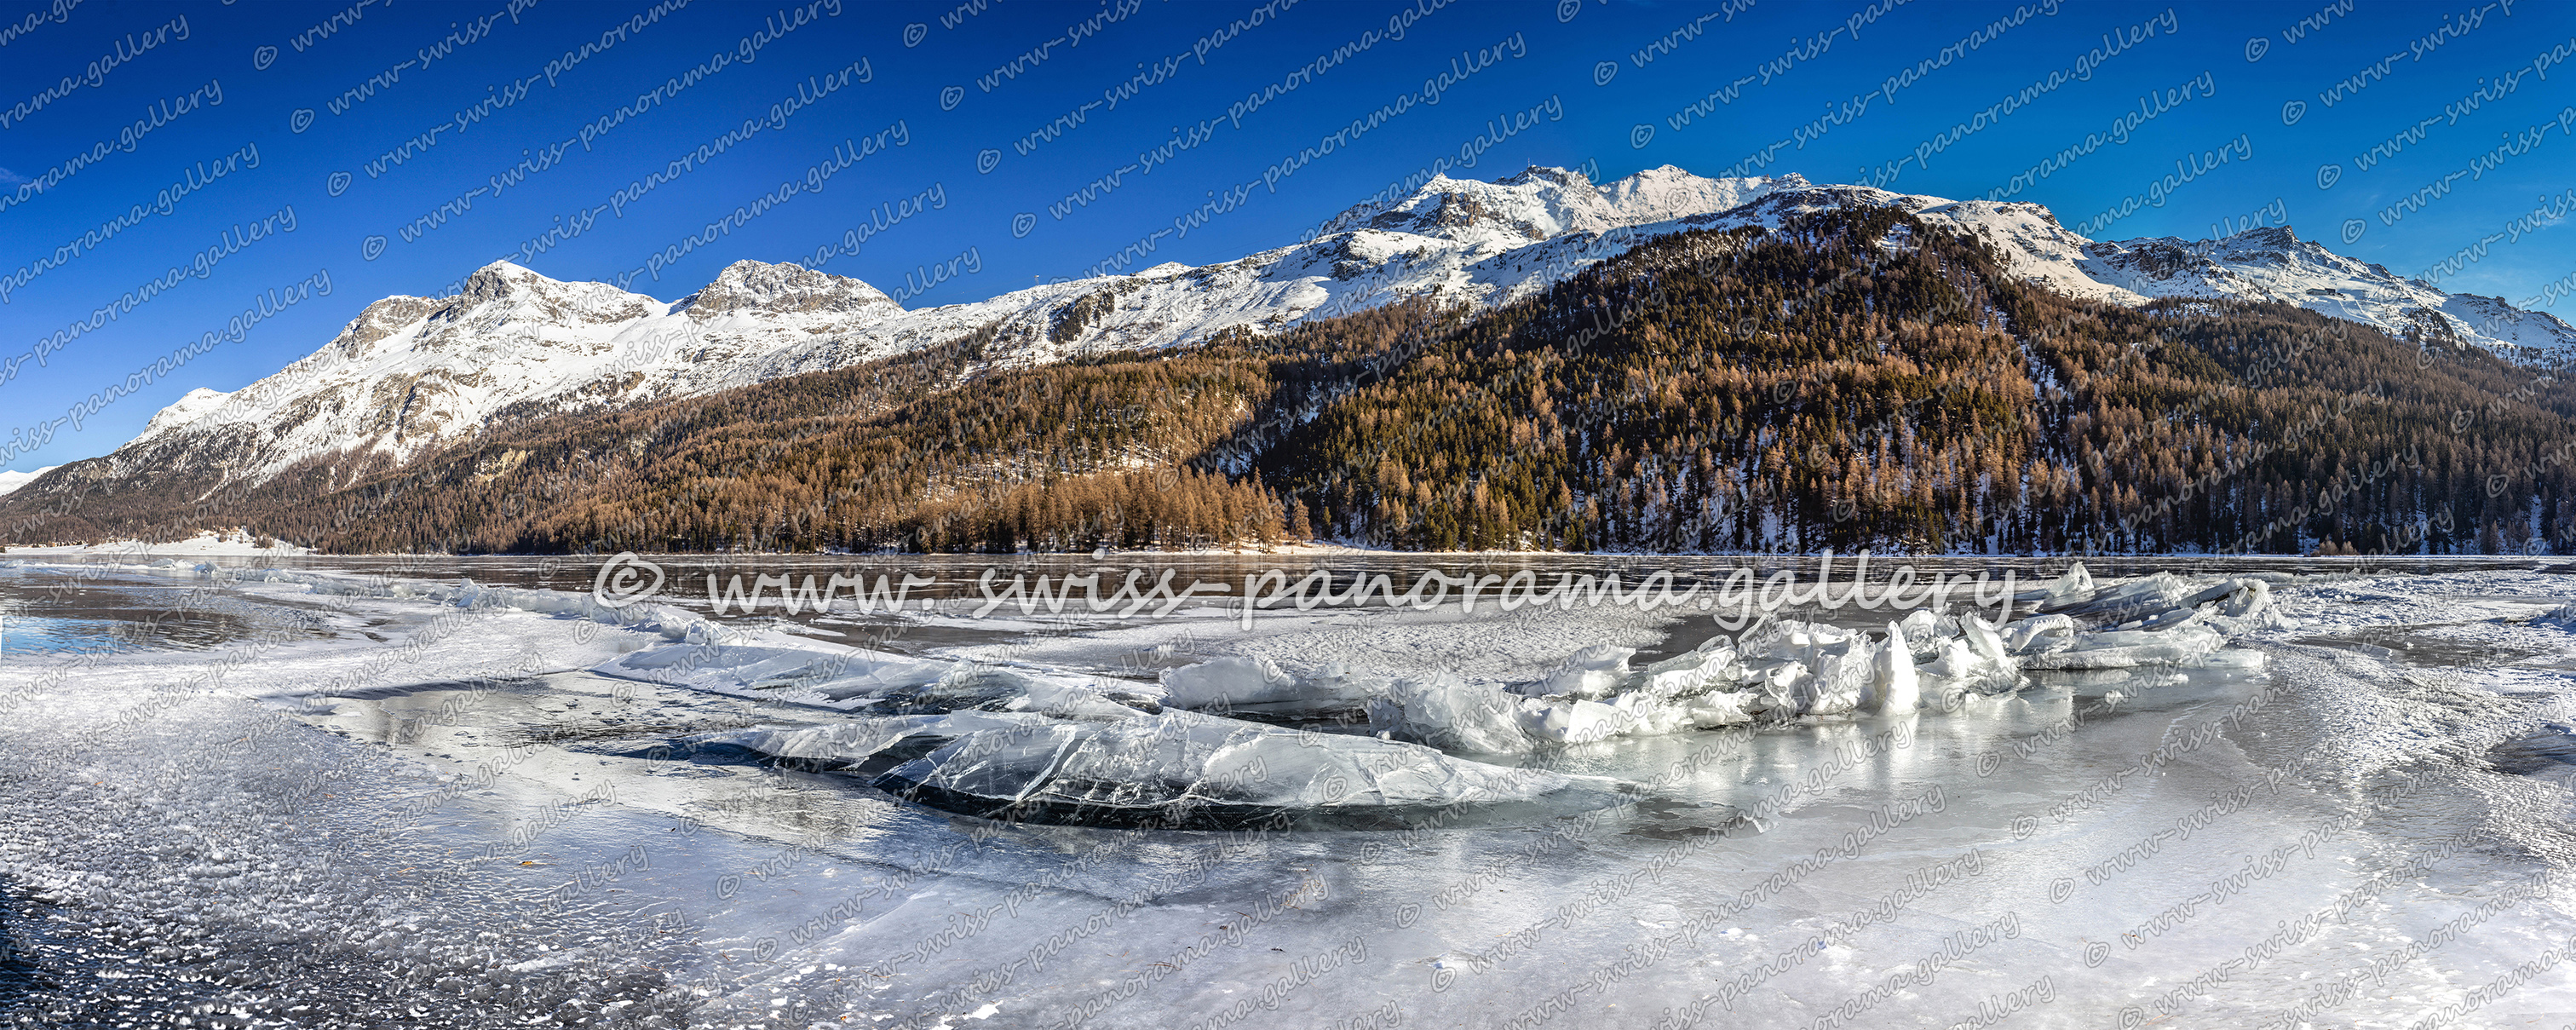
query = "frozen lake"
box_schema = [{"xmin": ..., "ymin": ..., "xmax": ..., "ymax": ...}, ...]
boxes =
[{"xmin": 4, "ymin": 551, "xmax": 2575, "ymax": 1028}]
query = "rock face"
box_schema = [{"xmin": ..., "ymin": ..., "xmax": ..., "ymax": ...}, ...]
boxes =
[{"xmin": 97, "ymin": 164, "xmax": 2576, "ymax": 492}]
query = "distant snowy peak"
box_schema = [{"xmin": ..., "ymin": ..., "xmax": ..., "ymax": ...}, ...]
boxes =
[
  {"xmin": 1320, "ymin": 165, "xmax": 1796, "ymax": 255},
  {"xmin": 135, "ymin": 387, "xmax": 233, "ymax": 443},
  {"xmin": 448, "ymin": 259, "xmax": 664, "ymax": 325},
  {"xmin": 1598, "ymin": 166, "xmax": 1800, "ymax": 224},
  {"xmin": 2441, "ymin": 293, "xmax": 2576, "ymax": 354},
  {"xmin": 678, "ymin": 259, "xmax": 899, "ymax": 319},
  {"xmin": 2079, "ymin": 226, "xmax": 2576, "ymax": 355},
  {"xmin": 1661, "ymin": 182, "xmax": 2571, "ymax": 355},
  {"xmin": 0, "ymin": 464, "xmax": 60, "ymax": 497},
  {"xmin": 1630, "ymin": 180, "xmax": 2145, "ymax": 307},
  {"xmin": 2079, "ymin": 226, "xmax": 2366, "ymax": 297},
  {"xmin": 120, "ymin": 262, "xmax": 722, "ymax": 480}
]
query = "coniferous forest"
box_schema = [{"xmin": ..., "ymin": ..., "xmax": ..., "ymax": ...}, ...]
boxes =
[{"xmin": 7, "ymin": 208, "xmax": 2573, "ymax": 556}]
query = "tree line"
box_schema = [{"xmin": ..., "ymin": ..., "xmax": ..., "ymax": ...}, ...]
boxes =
[{"xmin": 6, "ymin": 209, "xmax": 2572, "ymax": 555}]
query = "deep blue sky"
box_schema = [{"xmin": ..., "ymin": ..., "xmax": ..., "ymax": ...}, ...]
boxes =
[{"xmin": 3, "ymin": 0, "xmax": 2571, "ymax": 473}]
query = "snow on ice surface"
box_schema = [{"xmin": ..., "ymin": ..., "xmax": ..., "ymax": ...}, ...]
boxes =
[{"xmin": 9, "ymin": 555, "xmax": 2576, "ymax": 1026}]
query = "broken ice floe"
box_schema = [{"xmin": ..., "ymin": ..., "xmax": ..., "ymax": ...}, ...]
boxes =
[
  {"xmin": 1155, "ymin": 563, "xmax": 2283, "ymax": 756},
  {"xmin": 594, "ymin": 643, "xmax": 1149, "ymax": 718},
  {"xmin": 575, "ymin": 563, "xmax": 2284, "ymax": 826},
  {"xmin": 868, "ymin": 709, "xmax": 1627, "ymax": 829}
]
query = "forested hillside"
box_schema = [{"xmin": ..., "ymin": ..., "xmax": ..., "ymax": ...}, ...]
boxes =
[
  {"xmin": 1261, "ymin": 209, "xmax": 2576, "ymax": 555},
  {"xmin": 8, "ymin": 209, "xmax": 2571, "ymax": 555}
]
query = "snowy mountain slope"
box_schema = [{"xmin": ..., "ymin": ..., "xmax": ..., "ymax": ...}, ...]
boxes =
[
  {"xmin": 1602, "ymin": 177, "xmax": 2150, "ymax": 308},
  {"xmin": 1619, "ymin": 177, "xmax": 2574, "ymax": 355},
  {"xmin": 1320, "ymin": 164, "xmax": 1785, "ymax": 253},
  {"xmin": 2076, "ymin": 227, "xmax": 2576, "ymax": 355},
  {"xmin": 104, "ymin": 164, "xmax": 2576, "ymax": 491},
  {"xmin": 0, "ymin": 464, "xmax": 59, "ymax": 497},
  {"xmin": 118, "ymin": 167, "xmax": 1824, "ymax": 484}
]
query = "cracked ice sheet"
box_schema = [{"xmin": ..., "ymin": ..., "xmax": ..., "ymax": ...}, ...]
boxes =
[
  {"xmin": 581, "ymin": 567, "xmax": 2576, "ymax": 1025},
  {"xmin": 2255, "ymin": 566, "xmax": 2576, "ymax": 672},
  {"xmin": 693, "ymin": 647, "xmax": 2576, "ymax": 1029},
  {"xmin": 10, "ymin": 561, "xmax": 2576, "ymax": 1027},
  {"xmin": 0, "ymin": 568, "xmax": 727, "ymax": 1026}
]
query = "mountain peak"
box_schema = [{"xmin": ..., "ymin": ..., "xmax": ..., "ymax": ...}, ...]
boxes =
[
  {"xmin": 137, "ymin": 387, "xmax": 233, "ymax": 442},
  {"xmin": 1501, "ymin": 164, "xmax": 1592, "ymax": 187},
  {"xmin": 1320, "ymin": 164, "xmax": 1795, "ymax": 252},
  {"xmin": 681, "ymin": 259, "xmax": 898, "ymax": 318},
  {"xmin": 2222, "ymin": 224, "xmax": 2303, "ymax": 249},
  {"xmin": 456, "ymin": 259, "xmax": 561, "ymax": 302}
]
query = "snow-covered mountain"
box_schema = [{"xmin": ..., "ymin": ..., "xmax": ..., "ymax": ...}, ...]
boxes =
[
  {"xmin": 105, "ymin": 164, "xmax": 2576, "ymax": 486},
  {"xmin": 2077, "ymin": 227, "xmax": 2576, "ymax": 354},
  {"xmin": 0, "ymin": 465, "xmax": 60, "ymax": 497}
]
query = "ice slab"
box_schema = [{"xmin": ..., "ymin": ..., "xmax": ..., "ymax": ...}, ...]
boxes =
[
  {"xmin": 1159, "ymin": 655, "xmax": 1377, "ymax": 716},
  {"xmin": 688, "ymin": 711, "xmax": 1042, "ymax": 768},
  {"xmin": 1516, "ymin": 696, "xmax": 1642, "ymax": 744},
  {"xmin": 2020, "ymin": 624, "xmax": 2225, "ymax": 670},
  {"xmin": 1862, "ymin": 621, "xmax": 1920, "ymax": 713},
  {"xmin": 872, "ymin": 709, "xmax": 1623, "ymax": 828},
  {"xmin": 1536, "ymin": 643, "xmax": 1636, "ymax": 699},
  {"xmin": 1369, "ymin": 672, "xmax": 1533, "ymax": 753},
  {"xmin": 594, "ymin": 643, "xmax": 1142, "ymax": 718}
]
